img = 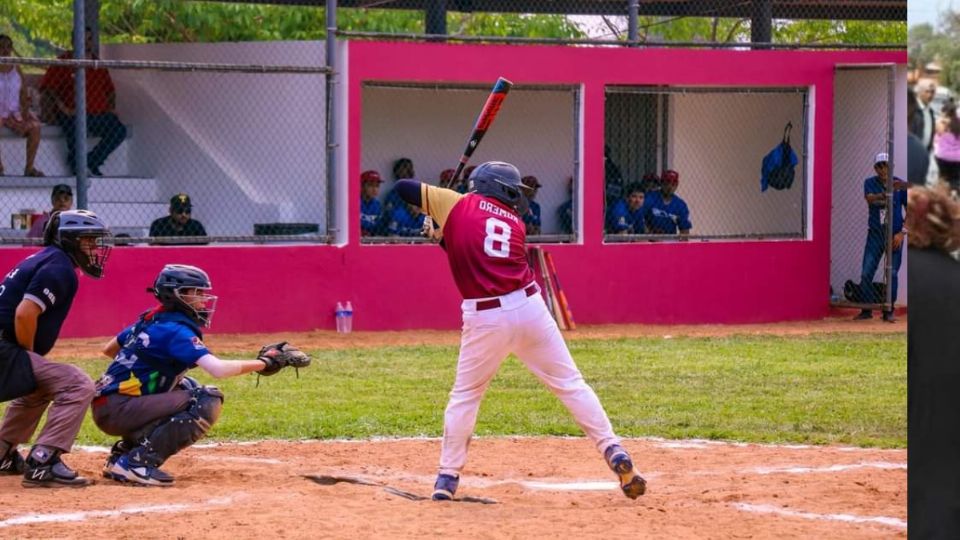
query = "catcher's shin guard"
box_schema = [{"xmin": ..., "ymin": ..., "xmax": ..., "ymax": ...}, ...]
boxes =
[
  {"xmin": 129, "ymin": 386, "xmax": 224, "ymax": 468},
  {"xmin": 604, "ymin": 444, "xmax": 647, "ymax": 499}
]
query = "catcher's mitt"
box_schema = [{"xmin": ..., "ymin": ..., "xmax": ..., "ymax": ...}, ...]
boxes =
[{"xmin": 257, "ymin": 341, "xmax": 311, "ymax": 377}]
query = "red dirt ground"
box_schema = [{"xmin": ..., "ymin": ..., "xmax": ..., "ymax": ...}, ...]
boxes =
[{"xmin": 2, "ymin": 317, "xmax": 904, "ymax": 539}]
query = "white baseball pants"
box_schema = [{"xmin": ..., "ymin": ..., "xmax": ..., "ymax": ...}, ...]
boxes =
[{"xmin": 438, "ymin": 285, "xmax": 620, "ymax": 476}]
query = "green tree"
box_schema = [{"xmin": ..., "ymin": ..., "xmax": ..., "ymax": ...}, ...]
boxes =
[
  {"xmin": 2, "ymin": 1, "xmax": 900, "ymax": 50},
  {"xmin": 910, "ymin": 18, "xmax": 960, "ymax": 90},
  {"xmin": 0, "ymin": 0, "xmax": 582, "ymax": 50}
]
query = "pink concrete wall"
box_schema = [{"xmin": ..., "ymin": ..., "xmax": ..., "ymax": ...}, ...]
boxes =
[{"xmin": 0, "ymin": 42, "xmax": 905, "ymax": 338}]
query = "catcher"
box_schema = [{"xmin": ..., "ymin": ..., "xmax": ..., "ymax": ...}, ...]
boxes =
[{"xmin": 91, "ymin": 264, "xmax": 310, "ymax": 486}]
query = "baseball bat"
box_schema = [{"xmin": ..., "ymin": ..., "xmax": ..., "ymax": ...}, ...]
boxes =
[
  {"xmin": 537, "ymin": 248, "xmax": 567, "ymax": 330},
  {"xmin": 544, "ymin": 250, "xmax": 576, "ymax": 330},
  {"xmin": 441, "ymin": 77, "xmax": 513, "ymax": 189}
]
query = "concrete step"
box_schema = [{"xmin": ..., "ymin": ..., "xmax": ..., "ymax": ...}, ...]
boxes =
[
  {"xmin": 0, "ymin": 176, "xmax": 161, "ymax": 231},
  {"xmin": 0, "ymin": 126, "xmax": 133, "ymax": 177},
  {"xmin": 0, "ymin": 175, "xmax": 160, "ymax": 202}
]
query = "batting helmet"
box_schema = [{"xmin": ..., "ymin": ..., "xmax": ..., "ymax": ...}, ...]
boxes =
[
  {"xmin": 661, "ymin": 169, "xmax": 679, "ymax": 186},
  {"xmin": 469, "ymin": 161, "xmax": 529, "ymax": 215},
  {"xmin": 150, "ymin": 264, "xmax": 218, "ymax": 327},
  {"xmin": 43, "ymin": 209, "xmax": 112, "ymax": 278}
]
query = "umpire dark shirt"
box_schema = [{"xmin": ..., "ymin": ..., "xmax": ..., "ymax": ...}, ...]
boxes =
[
  {"xmin": 149, "ymin": 217, "xmax": 208, "ymax": 244},
  {"xmin": 909, "ymin": 246, "xmax": 960, "ymax": 539}
]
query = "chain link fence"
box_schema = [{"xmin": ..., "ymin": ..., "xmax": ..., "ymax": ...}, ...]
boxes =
[
  {"xmin": 603, "ymin": 86, "xmax": 807, "ymax": 242},
  {"xmin": 830, "ymin": 65, "xmax": 900, "ymax": 314},
  {"xmin": 336, "ymin": 0, "xmax": 905, "ymax": 49},
  {"xmin": 360, "ymin": 82, "xmax": 578, "ymax": 245},
  {"xmin": 0, "ymin": 1, "xmax": 903, "ymax": 248},
  {"xmin": 0, "ymin": 53, "xmax": 331, "ymax": 245}
]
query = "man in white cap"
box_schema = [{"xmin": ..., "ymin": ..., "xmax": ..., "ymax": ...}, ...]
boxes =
[{"xmin": 853, "ymin": 152, "xmax": 907, "ymax": 322}]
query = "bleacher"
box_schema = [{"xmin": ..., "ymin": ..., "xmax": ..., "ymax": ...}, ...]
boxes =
[{"xmin": 0, "ymin": 122, "xmax": 160, "ymax": 238}]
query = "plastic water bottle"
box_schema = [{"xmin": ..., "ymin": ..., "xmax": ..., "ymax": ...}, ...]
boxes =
[
  {"xmin": 343, "ymin": 302, "xmax": 353, "ymax": 334},
  {"xmin": 335, "ymin": 302, "xmax": 346, "ymax": 333}
]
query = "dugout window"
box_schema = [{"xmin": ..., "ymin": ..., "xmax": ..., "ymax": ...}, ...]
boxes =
[
  {"xmin": 603, "ymin": 86, "xmax": 809, "ymax": 243},
  {"xmin": 360, "ymin": 82, "xmax": 581, "ymax": 244}
]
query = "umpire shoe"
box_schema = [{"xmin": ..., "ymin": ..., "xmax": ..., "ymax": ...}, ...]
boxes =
[
  {"xmin": 107, "ymin": 454, "xmax": 175, "ymax": 486},
  {"xmin": 0, "ymin": 445, "xmax": 25, "ymax": 475},
  {"xmin": 432, "ymin": 473, "xmax": 460, "ymax": 501},
  {"xmin": 604, "ymin": 444, "xmax": 647, "ymax": 499},
  {"xmin": 853, "ymin": 310, "xmax": 873, "ymax": 321},
  {"xmin": 22, "ymin": 446, "xmax": 92, "ymax": 488}
]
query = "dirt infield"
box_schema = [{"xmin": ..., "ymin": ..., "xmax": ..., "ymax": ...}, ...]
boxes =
[
  {"xmin": 6, "ymin": 317, "xmax": 901, "ymax": 539},
  {"xmin": 0, "ymin": 438, "xmax": 905, "ymax": 539}
]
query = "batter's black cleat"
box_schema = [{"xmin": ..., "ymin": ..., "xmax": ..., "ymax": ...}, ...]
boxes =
[
  {"xmin": 604, "ymin": 444, "xmax": 647, "ymax": 499},
  {"xmin": 106, "ymin": 454, "xmax": 174, "ymax": 486},
  {"xmin": 22, "ymin": 446, "xmax": 92, "ymax": 488},
  {"xmin": 432, "ymin": 473, "xmax": 460, "ymax": 501},
  {"xmin": 0, "ymin": 445, "xmax": 25, "ymax": 475}
]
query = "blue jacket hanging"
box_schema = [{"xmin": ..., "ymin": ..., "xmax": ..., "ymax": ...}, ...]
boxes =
[{"xmin": 761, "ymin": 122, "xmax": 798, "ymax": 192}]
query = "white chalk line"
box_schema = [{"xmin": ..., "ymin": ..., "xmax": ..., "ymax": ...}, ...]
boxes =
[
  {"xmin": 733, "ymin": 503, "xmax": 907, "ymax": 530},
  {"xmin": 0, "ymin": 497, "xmax": 233, "ymax": 529},
  {"xmin": 749, "ymin": 462, "xmax": 906, "ymax": 475},
  {"xmin": 75, "ymin": 435, "xmax": 905, "ymax": 454}
]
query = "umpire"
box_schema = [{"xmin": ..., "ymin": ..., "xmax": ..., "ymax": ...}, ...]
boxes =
[{"xmin": 0, "ymin": 210, "xmax": 112, "ymax": 487}]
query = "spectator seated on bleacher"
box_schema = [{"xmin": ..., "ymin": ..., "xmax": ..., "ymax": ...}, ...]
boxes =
[
  {"xmin": 149, "ymin": 193, "xmax": 208, "ymax": 244},
  {"xmin": 38, "ymin": 27, "xmax": 126, "ymax": 177},
  {"xmin": 0, "ymin": 34, "xmax": 44, "ymax": 177},
  {"xmin": 27, "ymin": 183, "xmax": 73, "ymax": 240}
]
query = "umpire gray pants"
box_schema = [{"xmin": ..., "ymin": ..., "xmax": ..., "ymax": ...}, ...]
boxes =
[
  {"xmin": 92, "ymin": 391, "xmax": 192, "ymax": 440},
  {"xmin": 0, "ymin": 352, "xmax": 94, "ymax": 453}
]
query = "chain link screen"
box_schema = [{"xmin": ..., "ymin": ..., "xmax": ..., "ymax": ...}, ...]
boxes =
[
  {"xmin": 604, "ymin": 86, "xmax": 807, "ymax": 242},
  {"xmin": 0, "ymin": 54, "xmax": 331, "ymax": 246}
]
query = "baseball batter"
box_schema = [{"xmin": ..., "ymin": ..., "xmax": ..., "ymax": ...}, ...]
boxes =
[{"xmin": 396, "ymin": 161, "xmax": 646, "ymax": 501}]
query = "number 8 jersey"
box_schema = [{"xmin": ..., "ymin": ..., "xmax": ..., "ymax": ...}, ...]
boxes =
[{"xmin": 421, "ymin": 184, "xmax": 535, "ymax": 299}]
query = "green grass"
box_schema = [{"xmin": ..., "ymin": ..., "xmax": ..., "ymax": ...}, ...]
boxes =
[{"xmin": 5, "ymin": 333, "xmax": 906, "ymax": 448}]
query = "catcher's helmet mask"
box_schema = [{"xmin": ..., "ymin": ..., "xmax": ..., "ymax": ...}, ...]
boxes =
[
  {"xmin": 468, "ymin": 161, "xmax": 529, "ymax": 216},
  {"xmin": 150, "ymin": 264, "xmax": 218, "ymax": 327},
  {"xmin": 43, "ymin": 209, "xmax": 112, "ymax": 278}
]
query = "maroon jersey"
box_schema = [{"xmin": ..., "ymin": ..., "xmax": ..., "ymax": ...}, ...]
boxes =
[{"xmin": 422, "ymin": 186, "xmax": 535, "ymax": 299}]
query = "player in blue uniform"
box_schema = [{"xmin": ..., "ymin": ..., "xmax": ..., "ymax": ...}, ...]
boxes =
[
  {"xmin": 557, "ymin": 176, "xmax": 574, "ymax": 235},
  {"xmin": 520, "ymin": 175, "xmax": 543, "ymax": 235},
  {"xmin": 383, "ymin": 157, "xmax": 417, "ymax": 217},
  {"xmin": 854, "ymin": 153, "xmax": 907, "ymax": 322},
  {"xmin": 386, "ymin": 202, "xmax": 427, "ymax": 237},
  {"xmin": 359, "ymin": 170, "xmax": 385, "ymax": 237},
  {"xmin": 0, "ymin": 210, "xmax": 111, "ymax": 487},
  {"xmin": 606, "ymin": 183, "xmax": 646, "ymax": 234},
  {"xmin": 93, "ymin": 265, "xmax": 282, "ymax": 486},
  {"xmin": 643, "ymin": 169, "xmax": 691, "ymax": 236}
]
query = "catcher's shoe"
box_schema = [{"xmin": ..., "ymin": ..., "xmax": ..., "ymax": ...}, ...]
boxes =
[
  {"xmin": 107, "ymin": 454, "xmax": 175, "ymax": 486},
  {"xmin": 604, "ymin": 444, "xmax": 646, "ymax": 499},
  {"xmin": 431, "ymin": 473, "xmax": 460, "ymax": 501},
  {"xmin": 102, "ymin": 440, "xmax": 132, "ymax": 478},
  {"xmin": 0, "ymin": 445, "xmax": 25, "ymax": 475},
  {"xmin": 22, "ymin": 446, "xmax": 92, "ymax": 488}
]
